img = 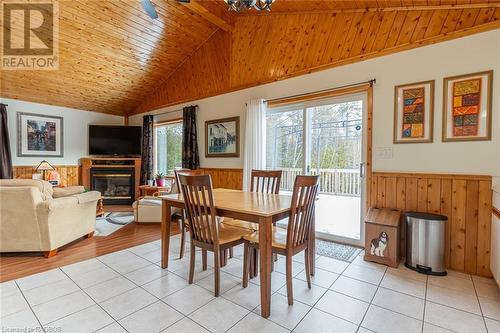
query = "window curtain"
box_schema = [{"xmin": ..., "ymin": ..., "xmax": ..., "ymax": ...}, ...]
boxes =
[
  {"xmin": 182, "ymin": 105, "xmax": 200, "ymax": 169},
  {"xmin": 141, "ymin": 115, "xmax": 154, "ymax": 184},
  {"xmin": 0, "ymin": 103, "xmax": 13, "ymax": 179},
  {"xmin": 243, "ymin": 99, "xmax": 266, "ymax": 191}
]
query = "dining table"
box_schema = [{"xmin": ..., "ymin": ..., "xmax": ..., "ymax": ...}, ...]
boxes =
[{"xmin": 160, "ymin": 188, "xmax": 316, "ymax": 318}]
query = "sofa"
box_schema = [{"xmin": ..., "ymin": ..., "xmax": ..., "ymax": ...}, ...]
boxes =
[{"xmin": 0, "ymin": 179, "xmax": 101, "ymax": 257}]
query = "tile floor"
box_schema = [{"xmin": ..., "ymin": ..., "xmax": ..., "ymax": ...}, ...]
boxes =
[{"xmin": 1, "ymin": 234, "xmax": 500, "ymax": 333}]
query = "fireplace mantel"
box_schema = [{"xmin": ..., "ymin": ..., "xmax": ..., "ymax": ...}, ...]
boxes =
[{"xmin": 80, "ymin": 157, "xmax": 141, "ymax": 203}]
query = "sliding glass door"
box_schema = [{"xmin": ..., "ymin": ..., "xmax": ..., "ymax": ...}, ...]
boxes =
[{"xmin": 266, "ymin": 93, "xmax": 367, "ymax": 246}]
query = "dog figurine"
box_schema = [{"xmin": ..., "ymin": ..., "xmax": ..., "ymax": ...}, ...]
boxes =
[{"xmin": 370, "ymin": 232, "xmax": 388, "ymax": 257}]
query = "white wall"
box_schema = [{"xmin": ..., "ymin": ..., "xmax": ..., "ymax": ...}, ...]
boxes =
[
  {"xmin": 1, "ymin": 98, "xmax": 123, "ymax": 165},
  {"xmin": 134, "ymin": 29, "xmax": 498, "ymax": 177}
]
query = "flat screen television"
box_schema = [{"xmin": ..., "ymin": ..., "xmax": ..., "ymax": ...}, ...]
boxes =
[{"xmin": 89, "ymin": 125, "xmax": 142, "ymax": 156}]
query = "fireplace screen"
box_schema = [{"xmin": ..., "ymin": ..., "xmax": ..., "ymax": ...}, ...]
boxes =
[{"xmin": 91, "ymin": 168, "xmax": 134, "ymax": 204}]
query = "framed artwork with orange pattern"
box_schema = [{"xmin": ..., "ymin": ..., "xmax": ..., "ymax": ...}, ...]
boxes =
[
  {"xmin": 393, "ymin": 80, "xmax": 434, "ymax": 144},
  {"xmin": 442, "ymin": 70, "xmax": 493, "ymax": 142}
]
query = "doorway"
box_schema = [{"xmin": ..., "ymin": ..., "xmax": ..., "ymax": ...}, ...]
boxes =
[{"xmin": 266, "ymin": 92, "xmax": 368, "ymax": 246}]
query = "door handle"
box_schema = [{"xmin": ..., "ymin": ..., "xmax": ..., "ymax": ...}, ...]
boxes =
[{"xmin": 359, "ymin": 162, "xmax": 365, "ymax": 179}]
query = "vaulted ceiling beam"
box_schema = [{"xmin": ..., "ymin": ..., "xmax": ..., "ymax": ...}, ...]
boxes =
[
  {"xmin": 235, "ymin": 3, "xmax": 500, "ymax": 16},
  {"xmin": 180, "ymin": 0, "xmax": 234, "ymax": 32}
]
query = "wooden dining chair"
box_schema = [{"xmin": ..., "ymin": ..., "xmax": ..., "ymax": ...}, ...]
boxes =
[
  {"xmin": 224, "ymin": 169, "xmax": 283, "ymax": 275},
  {"xmin": 223, "ymin": 169, "xmax": 282, "ymax": 232},
  {"xmin": 178, "ymin": 174, "xmax": 252, "ymax": 296},
  {"xmin": 173, "ymin": 169, "xmax": 205, "ymax": 259},
  {"xmin": 242, "ymin": 175, "xmax": 319, "ymax": 305}
]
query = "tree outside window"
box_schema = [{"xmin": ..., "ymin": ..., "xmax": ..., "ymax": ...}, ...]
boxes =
[{"xmin": 155, "ymin": 122, "xmax": 182, "ymax": 175}]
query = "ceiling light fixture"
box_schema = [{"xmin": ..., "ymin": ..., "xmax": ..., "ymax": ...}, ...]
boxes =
[{"xmin": 224, "ymin": 0, "xmax": 275, "ymax": 12}]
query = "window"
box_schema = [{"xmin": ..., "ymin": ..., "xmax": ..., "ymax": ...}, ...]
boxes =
[
  {"xmin": 154, "ymin": 121, "xmax": 183, "ymax": 176},
  {"xmin": 266, "ymin": 96, "xmax": 363, "ymax": 192}
]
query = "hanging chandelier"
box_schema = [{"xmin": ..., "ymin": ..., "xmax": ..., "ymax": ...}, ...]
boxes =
[{"xmin": 224, "ymin": 0, "xmax": 275, "ymax": 12}]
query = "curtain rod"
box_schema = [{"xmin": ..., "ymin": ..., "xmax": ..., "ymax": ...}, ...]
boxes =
[
  {"xmin": 263, "ymin": 79, "xmax": 376, "ymax": 104},
  {"xmin": 147, "ymin": 104, "xmax": 198, "ymax": 117}
]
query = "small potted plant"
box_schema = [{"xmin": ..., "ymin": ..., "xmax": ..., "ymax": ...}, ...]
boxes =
[{"xmin": 155, "ymin": 172, "xmax": 166, "ymax": 187}]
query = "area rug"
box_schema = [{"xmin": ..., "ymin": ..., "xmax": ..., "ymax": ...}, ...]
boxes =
[
  {"xmin": 316, "ymin": 239, "xmax": 362, "ymax": 263},
  {"xmin": 95, "ymin": 212, "xmax": 134, "ymax": 237}
]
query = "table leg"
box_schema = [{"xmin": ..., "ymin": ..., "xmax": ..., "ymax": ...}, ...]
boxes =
[
  {"xmin": 259, "ymin": 216, "xmax": 272, "ymax": 318},
  {"xmin": 161, "ymin": 201, "xmax": 171, "ymax": 269}
]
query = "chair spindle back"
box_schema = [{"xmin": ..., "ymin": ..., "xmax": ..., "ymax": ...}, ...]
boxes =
[
  {"xmin": 178, "ymin": 174, "xmax": 218, "ymax": 246},
  {"xmin": 286, "ymin": 175, "xmax": 319, "ymax": 249},
  {"xmin": 174, "ymin": 168, "xmax": 204, "ymax": 185},
  {"xmin": 250, "ymin": 170, "xmax": 282, "ymax": 194}
]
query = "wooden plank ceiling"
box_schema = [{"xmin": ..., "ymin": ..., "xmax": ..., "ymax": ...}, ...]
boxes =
[
  {"xmin": 133, "ymin": 2, "xmax": 500, "ymax": 114},
  {"xmin": 1, "ymin": 1, "xmax": 499, "ymax": 116},
  {"xmin": 0, "ymin": 0, "xmax": 221, "ymax": 115}
]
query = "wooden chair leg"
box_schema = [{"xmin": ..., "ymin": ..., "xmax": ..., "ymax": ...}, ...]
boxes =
[
  {"xmin": 229, "ymin": 247, "xmax": 234, "ymax": 258},
  {"xmin": 220, "ymin": 250, "xmax": 227, "ymax": 267},
  {"xmin": 202, "ymin": 249, "xmax": 208, "ymax": 271},
  {"xmin": 188, "ymin": 243, "xmax": 196, "ymax": 284},
  {"xmin": 214, "ymin": 250, "xmax": 221, "ymax": 297},
  {"xmin": 304, "ymin": 248, "xmax": 312, "ymax": 289},
  {"xmin": 242, "ymin": 243, "xmax": 249, "ymax": 288},
  {"xmin": 285, "ymin": 255, "xmax": 294, "ymax": 305},
  {"xmin": 248, "ymin": 249, "xmax": 254, "ymax": 279},
  {"xmin": 179, "ymin": 222, "xmax": 186, "ymax": 259},
  {"xmin": 252, "ymin": 248, "xmax": 259, "ymax": 278},
  {"xmin": 43, "ymin": 249, "xmax": 57, "ymax": 258},
  {"xmin": 179, "ymin": 221, "xmax": 186, "ymax": 259}
]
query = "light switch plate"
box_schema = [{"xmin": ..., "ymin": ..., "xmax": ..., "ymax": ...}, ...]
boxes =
[{"xmin": 376, "ymin": 147, "xmax": 393, "ymax": 159}]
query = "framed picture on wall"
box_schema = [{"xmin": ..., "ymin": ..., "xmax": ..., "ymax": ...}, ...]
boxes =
[
  {"xmin": 442, "ymin": 70, "xmax": 493, "ymax": 142},
  {"xmin": 205, "ymin": 116, "xmax": 239, "ymax": 158},
  {"xmin": 17, "ymin": 112, "xmax": 64, "ymax": 157},
  {"xmin": 393, "ymin": 80, "xmax": 435, "ymax": 144}
]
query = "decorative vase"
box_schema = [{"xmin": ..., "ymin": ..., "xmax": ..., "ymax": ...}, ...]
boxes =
[{"xmin": 156, "ymin": 178, "xmax": 165, "ymax": 187}]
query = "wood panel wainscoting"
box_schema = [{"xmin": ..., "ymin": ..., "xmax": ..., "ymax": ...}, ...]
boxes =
[
  {"xmin": 12, "ymin": 165, "xmax": 80, "ymax": 186},
  {"xmin": 370, "ymin": 172, "xmax": 492, "ymax": 277},
  {"xmin": 201, "ymin": 167, "xmax": 243, "ymax": 190}
]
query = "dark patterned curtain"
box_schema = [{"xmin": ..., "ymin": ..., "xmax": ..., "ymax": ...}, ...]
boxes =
[
  {"xmin": 141, "ymin": 115, "xmax": 154, "ymax": 184},
  {"xmin": 182, "ymin": 105, "xmax": 200, "ymax": 169},
  {"xmin": 0, "ymin": 103, "xmax": 13, "ymax": 179}
]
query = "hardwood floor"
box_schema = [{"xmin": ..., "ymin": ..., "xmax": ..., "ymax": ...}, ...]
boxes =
[{"xmin": 0, "ymin": 206, "xmax": 180, "ymax": 282}]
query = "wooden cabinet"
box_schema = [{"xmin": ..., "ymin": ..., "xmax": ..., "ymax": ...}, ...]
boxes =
[{"xmin": 364, "ymin": 208, "xmax": 402, "ymax": 268}]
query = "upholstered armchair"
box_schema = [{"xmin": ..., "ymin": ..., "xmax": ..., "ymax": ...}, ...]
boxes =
[{"xmin": 0, "ymin": 179, "xmax": 101, "ymax": 257}]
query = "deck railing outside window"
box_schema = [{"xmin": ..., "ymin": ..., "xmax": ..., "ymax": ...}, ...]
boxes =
[{"xmin": 281, "ymin": 168, "xmax": 360, "ymax": 196}]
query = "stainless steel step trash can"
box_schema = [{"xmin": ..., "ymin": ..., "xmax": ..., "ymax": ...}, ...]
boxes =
[{"xmin": 405, "ymin": 212, "xmax": 447, "ymax": 276}]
